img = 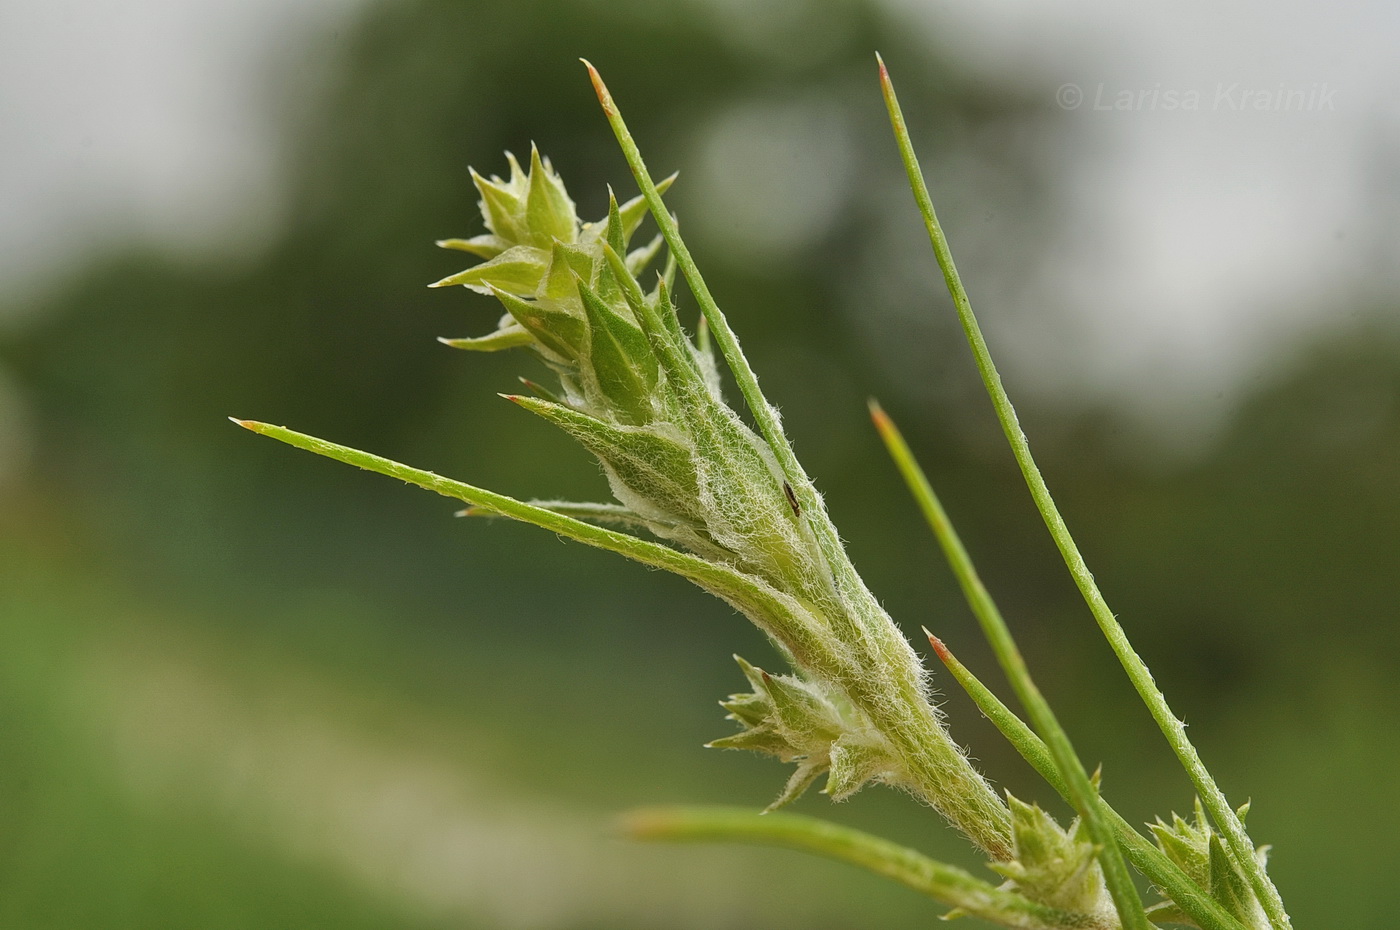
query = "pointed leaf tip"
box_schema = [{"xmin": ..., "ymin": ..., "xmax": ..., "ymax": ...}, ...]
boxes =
[
  {"xmin": 580, "ymin": 59, "xmax": 614, "ymax": 114},
  {"xmin": 923, "ymin": 627, "xmax": 953, "ymax": 663},
  {"xmin": 867, "ymin": 398, "xmax": 894, "ymax": 433},
  {"xmin": 229, "ymin": 417, "xmax": 260, "ymax": 432}
]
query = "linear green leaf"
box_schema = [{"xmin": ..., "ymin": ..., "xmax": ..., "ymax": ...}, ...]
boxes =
[
  {"xmin": 231, "ymin": 419, "xmax": 792, "ymax": 623},
  {"xmin": 623, "ymin": 806, "xmax": 1095, "ymax": 930},
  {"xmin": 868, "ymin": 400, "xmax": 1151, "ymax": 930},
  {"xmin": 875, "ymin": 53, "xmax": 1290, "ymax": 930}
]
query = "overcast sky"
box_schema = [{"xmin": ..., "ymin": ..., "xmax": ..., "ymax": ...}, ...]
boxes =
[{"xmin": 3, "ymin": 0, "xmax": 1397, "ymax": 438}]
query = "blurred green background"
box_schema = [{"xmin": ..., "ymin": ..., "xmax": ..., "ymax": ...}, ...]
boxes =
[{"xmin": 2, "ymin": 0, "xmax": 1398, "ymax": 927}]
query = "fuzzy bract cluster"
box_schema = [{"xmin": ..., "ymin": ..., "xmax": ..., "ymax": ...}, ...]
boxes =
[
  {"xmin": 434, "ymin": 148, "xmax": 827, "ymax": 595},
  {"xmin": 709, "ymin": 656, "xmax": 903, "ymax": 810}
]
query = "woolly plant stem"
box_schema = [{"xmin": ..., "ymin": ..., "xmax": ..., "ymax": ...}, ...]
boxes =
[
  {"xmin": 869, "ymin": 402, "xmax": 1152, "ymax": 930},
  {"xmin": 624, "ymin": 807, "xmax": 1094, "ymax": 930},
  {"xmin": 875, "ymin": 54, "xmax": 1290, "ymax": 930}
]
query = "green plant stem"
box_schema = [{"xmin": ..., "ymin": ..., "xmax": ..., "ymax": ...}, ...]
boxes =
[
  {"xmin": 624, "ymin": 806, "xmax": 1094, "ymax": 930},
  {"xmin": 869, "ymin": 403, "xmax": 1151, "ymax": 930},
  {"xmin": 928, "ymin": 631, "xmax": 1250, "ymax": 930},
  {"xmin": 875, "ymin": 55, "xmax": 1289, "ymax": 930}
]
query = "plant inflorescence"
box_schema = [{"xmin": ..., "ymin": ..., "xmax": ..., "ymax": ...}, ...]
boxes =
[{"xmin": 234, "ymin": 58, "xmax": 1291, "ymax": 930}]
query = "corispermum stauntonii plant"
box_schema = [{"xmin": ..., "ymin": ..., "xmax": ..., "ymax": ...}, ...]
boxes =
[{"xmin": 234, "ymin": 57, "xmax": 1292, "ymax": 930}]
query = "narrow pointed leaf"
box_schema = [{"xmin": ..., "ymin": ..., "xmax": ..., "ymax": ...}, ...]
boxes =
[
  {"xmin": 605, "ymin": 187, "xmax": 626, "ymax": 256},
  {"xmin": 867, "ymin": 399, "xmax": 1148, "ymax": 930},
  {"xmin": 601, "ymin": 243, "xmax": 703, "ymax": 391},
  {"xmin": 517, "ymin": 377, "xmax": 564, "ymax": 406},
  {"xmin": 543, "ymin": 240, "xmax": 597, "ymax": 300},
  {"xmin": 759, "ymin": 672, "xmax": 838, "ymax": 740},
  {"xmin": 825, "ymin": 738, "xmax": 885, "ymax": 801},
  {"xmin": 623, "ymin": 807, "xmax": 1098, "ymax": 930},
  {"xmin": 879, "ymin": 52, "xmax": 1290, "ymax": 930},
  {"xmin": 733, "ymin": 654, "xmax": 768, "ymax": 693},
  {"xmin": 706, "ymin": 728, "xmax": 791, "ymax": 756},
  {"xmin": 625, "ymin": 233, "xmax": 664, "ymax": 277},
  {"xmin": 1152, "ymin": 823, "xmax": 1204, "ymax": 879},
  {"xmin": 582, "ymin": 60, "xmax": 829, "ymax": 536},
  {"xmin": 431, "ymin": 245, "xmax": 548, "ymax": 294},
  {"xmin": 437, "ymin": 327, "xmax": 534, "ymax": 352},
  {"xmin": 652, "ymin": 276, "xmax": 695, "ymax": 371},
  {"xmin": 767, "ymin": 762, "xmax": 825, "ymax": 811},
  {"xmin": 232, "ymin": 420, "xmax": 805, "ymax": 631},
  {"xmin": 1208, "ymin": 834, "xmax": 1256, "ymax": 920},
  {"xmin": 503, "ymin": 150, "xmax": 526, "ymax": 185}
]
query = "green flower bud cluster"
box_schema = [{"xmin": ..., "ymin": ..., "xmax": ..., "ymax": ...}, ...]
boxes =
[
  {"xmin": 991, "ymin": 796, "xmax": 1115, "ymax": 926},
  {"xmin": 433, "ymin": 149, "xmax": 1016, "ymax": 858},
  {"xmin": 709, "ymin": 656, "xmax": 901, "ymax": 810},
  {"xmin": 1149, "ymin": 802, "xmax": 1270, "ymax": 930}
]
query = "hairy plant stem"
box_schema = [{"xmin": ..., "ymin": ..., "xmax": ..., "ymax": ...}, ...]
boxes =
[{"xmin": 876, "ymin": 54, "xmax": 1290, "ymax": 930}]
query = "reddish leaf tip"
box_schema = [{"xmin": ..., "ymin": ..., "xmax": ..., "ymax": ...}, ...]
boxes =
[
  {"xmin": 867, "ymin": 398, "xmax": 894, "ymax": 434},
  {"xmin": 580, "ymin": 58, "xmax": 615, "ymax": 115},
  {"xmin": 922, "ymin": 626, "xmax": 953, "ymax": 663}
]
